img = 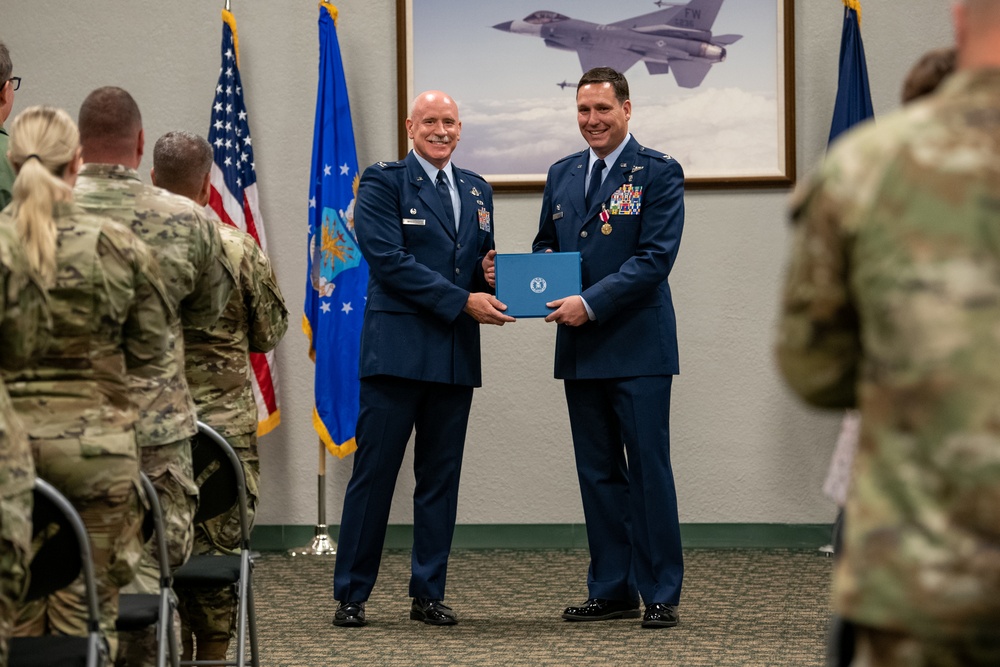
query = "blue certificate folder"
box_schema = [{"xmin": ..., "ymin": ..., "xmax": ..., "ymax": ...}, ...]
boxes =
[{"xmin": 495, "ymin": 252, "xmax": 582, "ymax": 318}]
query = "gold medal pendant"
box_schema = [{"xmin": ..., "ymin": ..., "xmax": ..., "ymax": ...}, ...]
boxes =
[{"xmin": 599, "ymin": 204, "xmax": 612, "ymax": 235}]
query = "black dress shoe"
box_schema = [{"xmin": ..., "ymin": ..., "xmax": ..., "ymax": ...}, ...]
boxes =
[
  {"xmin": 642, "ymin": 603, "xmax": 679, "ymax": 628},
  {"xmin": 333, "ymin": 601, "xmax": 367, "ymax": 627},
  {"xmin": 410, "ymin": 598, "xmax": 458, "ymax": 626},
  {"xmin": 562, "ymin": 598, "xmax": 641, "ymax": 621}
]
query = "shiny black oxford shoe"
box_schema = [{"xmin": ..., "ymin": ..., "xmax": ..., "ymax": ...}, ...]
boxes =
[
  {"xmin": 641, "ymin": 603, "xmax": 679, "ymax": 628},
  {"xmin": 410, "ymin": 598, "xmax": 458, "ymax": 626},
  {"xmin": 333, "ymin": 601, "xmax": 367, "ymax": 627},
  {"xmin": 562, "ymin": 598, "xmax": 641, "ymax": 621}
]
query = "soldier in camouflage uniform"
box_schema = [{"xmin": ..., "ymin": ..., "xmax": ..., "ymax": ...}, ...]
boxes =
[
  {"xmin": 0, "ymin": 41, "xmax": 18, "ymax": 212},
  {"xmin": 776, "ymin": 3, "xmax": 1000, "ymax": 664},
  {"xmin": 0, "ymin": 205, "xmax": 50, "ymax": 667},
  {"xmin": 3, "ymin": 106, "xmax": 171, "ymax": 660},
  {"xmin": 150, "ymin": 131, "xmax": 287, "ymax": 661},
  {"xmin": 73, "ymin": 88, "xmax": 233, "ymax": 665}
]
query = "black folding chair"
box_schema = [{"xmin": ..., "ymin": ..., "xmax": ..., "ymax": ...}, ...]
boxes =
[
  {"xmin": 172, "ymin": 422, "xmax": 258, "ymax": 667},
  {"xmin": 9, "ymin": 477, "xmax": 109, "ymax": 667},
  {"xmin": 115, "ymin": 471, "xmax": 179, "ymax": 667}
]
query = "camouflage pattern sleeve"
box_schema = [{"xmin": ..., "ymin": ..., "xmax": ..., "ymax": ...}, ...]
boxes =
[
  {"xmin": 97, "ymin": 225, "xmax": 172, "ymax": 371},
  {"xmin": 775, "ymin": 116, "xmax": 913, "ymax": 409},
  {"xmin": 774, "ymin": 72, "xmax": 1000, "ymax": 643},
  {"xmin": 181, "ymin": 209, "xmax": 235, "ymax": 330},
  {"xmin": 774, "ymin": 170, "xmax": 861, "ymax": 409},
  {"xmin": 0, "ymin": 223, "xmax": 51, "ymax": 372},
  {"xmin": 245, "ymin": 236, "xmax": 288, "ymax": 354}
]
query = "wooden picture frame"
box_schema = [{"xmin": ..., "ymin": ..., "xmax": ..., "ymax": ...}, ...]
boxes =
[{"xmin": 397, "ymin": 0, "xmax": 795, "ymax": 192}]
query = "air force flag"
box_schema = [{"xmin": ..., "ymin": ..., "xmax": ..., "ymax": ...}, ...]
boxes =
[{"xmin": 304, "ymin": 2, "xmax": 368, "ymax": 458}]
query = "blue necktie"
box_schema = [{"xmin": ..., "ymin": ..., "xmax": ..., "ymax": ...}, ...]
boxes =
[
  {"xmin": 586, "ymin": 158, "xmax": 606, "ymax": 210},
  {"xmin": 436, "ymin": 170, "xmax": 457, "ymax": 230}
]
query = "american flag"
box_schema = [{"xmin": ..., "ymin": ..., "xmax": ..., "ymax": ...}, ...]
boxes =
[{"xmin": 208, "ymin": 8, "xmax": 281, "ymax": 436}]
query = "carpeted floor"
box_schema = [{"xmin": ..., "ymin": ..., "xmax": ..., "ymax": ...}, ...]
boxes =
[{"xmin": 245, "ymin": 548, "xmax": 833, "ymax": 666}]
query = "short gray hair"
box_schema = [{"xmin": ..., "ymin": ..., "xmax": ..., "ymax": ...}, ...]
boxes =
[
  {"xmin": 153, "ymin": 130, "xmax": 213, "ymax": 196},
  {"xmin": 0, "ymin": 42, "xmax": 12, "ymax": 84}
]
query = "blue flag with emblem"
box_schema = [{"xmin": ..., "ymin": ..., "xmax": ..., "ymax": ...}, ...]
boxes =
[
  {"xmin": 829, "ymin": 0, "xmax": 874, "ymax": 144},
  {"xmin": 304, "ymin": 2, "xmax": 367, "ymax": 458}
]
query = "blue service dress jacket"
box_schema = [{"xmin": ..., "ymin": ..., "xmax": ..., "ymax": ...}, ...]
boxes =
[
  {"xmin": 532, "ymin": 136, "xmax": 684, "ymax": 379},
  {"xmin": 354, "ymin": 150, "xmax": 495, "ymax": 387}
]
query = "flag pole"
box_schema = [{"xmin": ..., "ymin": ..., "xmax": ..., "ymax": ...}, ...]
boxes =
[
  {"xmin": 820, "ymin": 0, "xmax": 872, "ymax": 557},
  {"xmin": 296, "ymin": 0, "xmax": 363, "ymax": 557},
  {"xmin": 288, "ymin": 440, "xmax": 337, "ymax": 556}
]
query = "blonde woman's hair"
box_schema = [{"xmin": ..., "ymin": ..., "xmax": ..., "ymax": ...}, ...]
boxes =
[{"xmin": 8, "ymin": 105, "xmax": 79, "ymax": 286}]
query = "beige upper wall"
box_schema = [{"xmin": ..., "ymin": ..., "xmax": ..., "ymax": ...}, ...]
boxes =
[{"xmin": 4, "ymin": 1, "xmax": 954, "ymax": 525}]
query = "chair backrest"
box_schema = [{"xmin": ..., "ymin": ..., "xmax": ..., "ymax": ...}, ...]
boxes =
[
  {"xmin": 137, "ymin": 471, "xmax": 172, "ymax": 588},
  {"xmin": 25, "ymin": 480, "xmax": 82, "ymax": 600},
  {"xmin": 26, "ymin": 478, "xmax": 102, "ymax": 630},
  {"xmin": 194, "ymin": 422, "xmax": 252, "ymax": 550}
]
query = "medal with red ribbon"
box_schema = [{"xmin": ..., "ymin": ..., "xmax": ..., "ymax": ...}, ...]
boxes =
[{"xmin": 600, "ymin": 204, "xmax": 612, "ymax": 235}]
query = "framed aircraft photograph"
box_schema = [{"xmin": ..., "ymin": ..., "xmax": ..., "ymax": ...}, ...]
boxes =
[{"xmin": 396, "ymin": 0, "xmax": 796, "ymax": 192}]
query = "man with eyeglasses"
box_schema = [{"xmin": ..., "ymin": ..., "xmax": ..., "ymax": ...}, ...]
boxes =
[{"xmin": 0, "ymin": 41, "xmax": 18, "ymax": 210}]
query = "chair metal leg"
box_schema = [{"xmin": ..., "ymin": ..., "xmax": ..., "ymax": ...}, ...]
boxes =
[
  {"xmin": 88, "ymin": 632, "xmax": 108, "ymax": 667},
  {"xmin": 158, "ymin": 590, "xmax": 179, "ymax": 667},
  {"xmin": 246, "ymin": 573, "xmax": 259, "ymax": 667},
  {"xmin": 169, "ymin": 610, "xmax": 180, "ymax": 667},
  {"xmin": 157, "ymin": 593, "xmax": 168, "ymax": 667},
  {"xmin": 235, "ymin": 550, "xmax": 251, "ymax": 667}
]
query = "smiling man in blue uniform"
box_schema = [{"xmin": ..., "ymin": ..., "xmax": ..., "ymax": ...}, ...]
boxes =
[
  {"xmin": 533, "ymin": 67, "xmax": 685, "ymax": 629},
  {"xmin": 332, "ymin": 90, "xmax": 513, "ymax": 629}
]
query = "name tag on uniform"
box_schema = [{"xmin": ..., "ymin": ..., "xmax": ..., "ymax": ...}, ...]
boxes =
[
  {"xmin": 402, "ymin": 218, "xmax": 426, "ymax": 226},
  {"xmin": 552, "ymin": 211, "xmax": 564, "ymax": 221}
]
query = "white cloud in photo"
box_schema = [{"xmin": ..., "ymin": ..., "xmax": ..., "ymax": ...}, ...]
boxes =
[
  {"xmin": 456, "ymin": 87, "xmax": 782, "ymax": 179},
  {"xmin": 640, "ymin": 87, "xmax": 782, "ymax": 176}
]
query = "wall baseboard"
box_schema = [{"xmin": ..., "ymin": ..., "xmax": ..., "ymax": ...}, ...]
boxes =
[{"xmin": 252, "ymin": 523, "xmax": 833, "ymax": 552}]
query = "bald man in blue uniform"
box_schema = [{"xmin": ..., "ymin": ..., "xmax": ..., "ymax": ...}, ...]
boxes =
[
  {"xmin": 333, "ymin": 90, "xmax": 513, "ymax": 629},
  {"xmin": 533, "ymin": 67, "xmax": 685, "ymax": 629}
]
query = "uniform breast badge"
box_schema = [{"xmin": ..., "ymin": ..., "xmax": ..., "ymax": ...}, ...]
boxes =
[
  {"xmin": 600, "ymin": 204, "xmax": 612, "ymax": 235},
  {"xmin": 478, "ymin": 207, "xmax": 491, "ymax": 232}
]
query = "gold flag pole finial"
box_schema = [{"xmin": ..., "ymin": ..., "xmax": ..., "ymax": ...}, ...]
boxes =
[
  {"xmin": 843, "ymin": 0, "xmax": 862, "ymax": 29},
  {"xmin": 320, "ymin": 2, "xmax": 339, "ymax": 27},
  {"xmin": 222, "ymin": 5, "xmax": 240, "ymax": 68}
]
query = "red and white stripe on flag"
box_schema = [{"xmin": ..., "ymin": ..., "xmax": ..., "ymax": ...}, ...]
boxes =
[{"xmin": 208, "ymin": 9, "xmax": 281, "ymax": 436}]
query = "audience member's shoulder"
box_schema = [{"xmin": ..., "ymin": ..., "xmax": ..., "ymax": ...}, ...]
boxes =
[
  {"xmin": 215, "ymin": 218, "xmax": 246, "ymax": 241},
  {"xmin": 0, "ymin": 215, "xmax": 22, "ymax": 267},
  {"xmin": 141, "ymin": 182, "xmax": 213, "ymax": 220},
  {"xmin": 84, "ymin": 209, "xmax": 138, "ymax": 241},
  {"xmin": 217, "ymin": 219, "xmax": 255, "ymax": 256},
  {"xmin": 825, "ymin": 108, "xmax": 922, "ymax": 175},
  {"xmin": 87, "ymin": 209, "xmax": 152, "ymax": 260}
]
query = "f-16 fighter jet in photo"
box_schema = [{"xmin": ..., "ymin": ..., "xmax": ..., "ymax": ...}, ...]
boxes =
[{"xmin": 493, "ymin": 0, "xmax": 741, "ymax": 88}]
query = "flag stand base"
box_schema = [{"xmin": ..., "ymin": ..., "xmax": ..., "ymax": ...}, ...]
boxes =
[
  {"xmin": 288, "ymin": 524, "xmax": 337, "ymax": 557},
  {"xmin": 288, "ymin": 450, "xmax": 338, "ymax": 556}
]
